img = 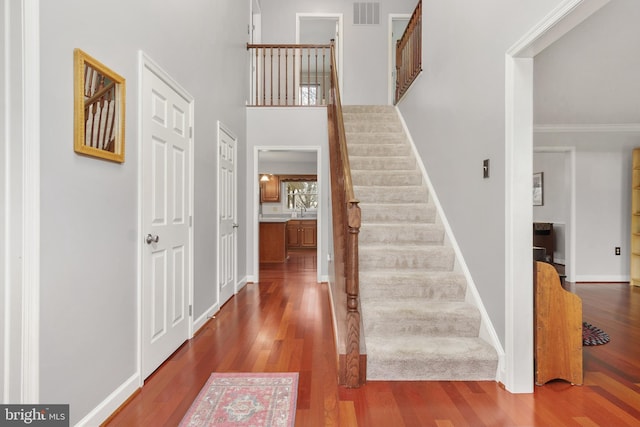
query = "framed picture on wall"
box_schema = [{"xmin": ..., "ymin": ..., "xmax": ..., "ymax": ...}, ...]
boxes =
[
  {"xmin": 74, "ymin": 48, "xmax": 126, "ymax": 163},
  {"xmin": 533, "ymin": 172, "xmax": 544, "ymax": 206}
]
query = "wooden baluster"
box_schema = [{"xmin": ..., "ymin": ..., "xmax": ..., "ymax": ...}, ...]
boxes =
[
  {"xmin": 262, "ymin": 47, "xmax": 266, "ymax": 106},
  {"xmin": 292, "ymin": 47, "xmax": 296, "ymax": 106},
  {"xmin": 284, "ymin": 47, "xmax": 289, "ymax": 105},
  {"xmin": 277, "ymin": 47, "xmax": 281, "ymax": 105}
]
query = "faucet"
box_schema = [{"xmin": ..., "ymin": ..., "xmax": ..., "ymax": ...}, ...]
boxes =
[{"xmin": 300, "ymin": 206, "xmax": 306, "ymax": 218}]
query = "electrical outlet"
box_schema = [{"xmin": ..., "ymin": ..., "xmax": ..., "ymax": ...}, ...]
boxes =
[{"xmin": 615, "ymin": 247, "xmax": 621, "ymax": 256}]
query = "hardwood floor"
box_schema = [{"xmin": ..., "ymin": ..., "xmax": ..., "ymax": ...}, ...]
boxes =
[{"xmin": 104, "ymin": 251, "xmax": 640, "ymax": 426}]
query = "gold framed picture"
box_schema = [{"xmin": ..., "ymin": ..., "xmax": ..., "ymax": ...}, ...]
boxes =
[{"xmin": 74, "ymin": 48, "xmax": 126, "ymax": 163}]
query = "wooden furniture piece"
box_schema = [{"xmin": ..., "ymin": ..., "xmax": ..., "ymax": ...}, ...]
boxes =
[
  {"xmin": 533, "ymin": 222, "xmax": 554, "ymax": 264},
  {"xmin": 260, "ymin": 175, "xmax": 280, "ymax": 203},
  {"xmin": 286, "ymin": 220, "xmax": 317, "ymax": 249},
  {"xmin": 259, "ymin": 221, "xmax": 286, "ymax": 262},
  {"xmin": 534, "ymin": 261, "xmax": 583, "ymax": 386},
  {"xmin": 631, "ymin": 148, "xmax": 640, "ymax": 286}
]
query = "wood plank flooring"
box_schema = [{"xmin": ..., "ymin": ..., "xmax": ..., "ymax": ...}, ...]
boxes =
[{"xmin": 104, "ymin": 252, "xmax": 640, "ymax": 426}]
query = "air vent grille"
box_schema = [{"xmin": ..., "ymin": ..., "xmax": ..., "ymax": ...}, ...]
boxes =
[{"xmin": 353, "ymin": 2, "xmax": 380, "ymax": 25}]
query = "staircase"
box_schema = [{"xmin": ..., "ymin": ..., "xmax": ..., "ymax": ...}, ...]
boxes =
[{"xmin": 343, "ymin": 105, "xmax": 498, "ymax": 381}]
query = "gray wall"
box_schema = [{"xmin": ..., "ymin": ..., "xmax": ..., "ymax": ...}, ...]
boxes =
[
  {"xmin": 532, "ymin": 151, "xmax": 570, "ymax": 264},
  {"xmin": 534, "ymin": 133, "xmax": 640, "ymax": 281},
  {"xmin": 533, "ymin": 0, "xmax": 640, "ymax": 281},
  {"xmin": 247, "ymin": 108, "xmax": 329, "ymax": 280},
  {"xmin": 259, "ymin": 0, "xmax": 418, "ymax": 105},
  {"xmin": 397, "ymin": 0, "xmax": 563, "ymax": 347},
  {"xmin": 39, "ymin": 0, "xmax": 248, "ymax": 423}
]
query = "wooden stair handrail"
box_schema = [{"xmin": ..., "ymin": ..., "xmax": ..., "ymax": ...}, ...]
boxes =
[{"xmin": 327, "ymin": 40, "xmax": 363, "ymax": 388}]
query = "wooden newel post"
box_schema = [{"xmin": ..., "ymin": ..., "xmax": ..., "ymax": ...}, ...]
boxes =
[{"xmin": 345, "ymin": 200, "xmax": 362, "ymax": 387}]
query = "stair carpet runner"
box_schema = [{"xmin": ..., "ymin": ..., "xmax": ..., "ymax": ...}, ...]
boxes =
[{"xmin": 343, "ymin": 105, "xmax": 498, "ymax": 381}]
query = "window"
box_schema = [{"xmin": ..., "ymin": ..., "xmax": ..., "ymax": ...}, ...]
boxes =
[
  {"xmin": 284, "ymin": 181, "xmax": 318, "ymax": 211},
  {"xmin": 300, "ymin": 84, "xmax": 320, "ymax": 106}
]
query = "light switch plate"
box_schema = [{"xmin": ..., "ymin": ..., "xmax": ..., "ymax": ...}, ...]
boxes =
[{"xmin": 483, "ymin": 159, "xmax": 490, "ymax": 178}]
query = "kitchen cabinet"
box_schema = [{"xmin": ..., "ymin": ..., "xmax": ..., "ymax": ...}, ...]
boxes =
[
  {"xmin": 260, "ymin": 175, "xmax": 280, "ymax": 203},
  {"xmin": 287, "ymin": 220, "xmax": 317, "ymax": 249},
  {"xmin": 260, "ymin": 221, "xmax": 286, "ymax": 262}
]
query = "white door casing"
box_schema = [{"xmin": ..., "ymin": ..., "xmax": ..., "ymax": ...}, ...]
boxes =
[
  {"xmin": 296, "ymin": 13, "xmax": 344, "ymax": 93},
  {"xmin": 217, "ymin": 122, "xmax": 238, "ymax": 306},
  {"xmin": 140, "ymin": 53, "xmax": 194, "ymax": 379}
]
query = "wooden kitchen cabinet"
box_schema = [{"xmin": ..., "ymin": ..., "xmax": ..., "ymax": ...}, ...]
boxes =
[
  {"xmin": 287, "ymin": 220, "xmax": 316, "ymax": 249},
  {"xmin": 259, "ymin": 222, "xmax": 286, "ymax": 262},
  {"xmin": 260, "ymin": 175, "xmax": 280, "ymax": 203}
]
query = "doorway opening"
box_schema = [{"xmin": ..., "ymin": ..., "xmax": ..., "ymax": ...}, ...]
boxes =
[
  {"xmin": 296, "ymin": 13, "xmax": 344, "ymax": 94},
  {"xmin": 254, "ymin": 148, "xmax": 322, "ymax": 284}
]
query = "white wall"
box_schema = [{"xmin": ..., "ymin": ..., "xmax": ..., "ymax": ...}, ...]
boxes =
[
  {"xmin": 247, "ymin": 108, "xmax": 329, "ymax": 280},
  {"xmin": 39, "ymin": 0, "xmax": 248, "ymax": 423},
  {"xmin": 259, "ymin": 0, "xmax": 418, "ymax": 105},
  {"xmin": 397, "ymin": 0, "xmax": 562, "ymax": 348}
]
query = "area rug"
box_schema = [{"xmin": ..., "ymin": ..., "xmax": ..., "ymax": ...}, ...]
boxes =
[
  {"xmin": 179, "ymin": 372, "xmax": 298, "ymax": 427},
  {"xmin": 583, "ymin": 322, "xmax": 610, "ymax": 346}
]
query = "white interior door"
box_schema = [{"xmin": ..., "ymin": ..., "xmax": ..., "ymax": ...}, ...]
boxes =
[
  {"xmin": 141, "ymin": 55, "xmax": 193, "ymax": 379},
  {"xmin": 218, "ymin": 122, "xmax": 237, "ymax": 306}
]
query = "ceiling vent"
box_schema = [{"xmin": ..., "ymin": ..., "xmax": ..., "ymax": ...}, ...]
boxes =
[{"xmin": 353, "ymin": 2, "xmax": 380, "ymax": 25}]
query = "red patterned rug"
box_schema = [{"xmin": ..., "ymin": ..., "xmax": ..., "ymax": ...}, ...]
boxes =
[{"xmin": 179, "ymin": 372, "xmax": 298, "ymax": 427}]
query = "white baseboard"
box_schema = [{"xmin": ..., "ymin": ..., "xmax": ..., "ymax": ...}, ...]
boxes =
[
  {"xmin": 193, "ymin": 303, "xmax": 220, "ymax": 334},
  {"xmin": 75, "ymin": 373, "xmax": 140, "ymax": 427},
  {"xmin": 574, "ymin": 274, "xmax": 629, "ymax": 283},
  {"xmin": 236, "ymin": 276, "xmax": 248, "ymax": 292}
]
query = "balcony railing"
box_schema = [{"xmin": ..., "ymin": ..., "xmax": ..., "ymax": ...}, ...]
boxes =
[
  {"xmin": 246, "ymin": 43, "xmax": 331, "ymax": 107},
  {"xmin": 395, "ymin": 0, "xmax": 422, "ymax": 104}
]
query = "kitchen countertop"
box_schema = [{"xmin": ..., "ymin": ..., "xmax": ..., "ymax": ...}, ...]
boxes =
[{"xmin": 259, "ymin": 215, "xmax": 317, "ymax": 223}]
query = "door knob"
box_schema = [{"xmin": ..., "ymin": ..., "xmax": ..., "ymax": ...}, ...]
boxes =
[
  {"xmin": 233, "ymin": 223, "xmax": 239, "ymax": 229},
  {"xmin": 145, "ymin": 234, "xmax": 159, "ymax": 244}
]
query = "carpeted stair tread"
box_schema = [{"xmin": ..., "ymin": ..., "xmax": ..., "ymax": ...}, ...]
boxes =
[
  {"xmin": 354, "ymin": 185, "xmax": 429, "ymax": 203},
  {"xmin": 348, "ymin": 143, "xmax": 411, "ymax": 157},
  {"xmin": 365, "ymin": 336, "xmax": 498, "ymax": 381},
  {"xmin": 360, "ymin": 223, "xmax": 444, "ymax": 244},
  {"xmin": 352, "ymin": 170, "xmax": 423, "ymax": 186},
  {"xmin": 345, "ymin": 133, "xmax": 408, "ymax": 144},
  {"xmin": 343, "ymin": 105, "xmax": 396, "ymax": 113},
  {"xmin": 344, "ymin": 121, "xmax": 403, "ymax": 133},
  {"xmin": 349, "ymin": 156, "xmax": 416, "ymax": 171},
  {"xmin": 359, "ymin": 245, "xmax": 455, "ymax": 270},
  {"xmin": 359, "ymin": 203, "xmax": 437, "ymax": 223},
  {"xmin": 362, "ymin": 301, "xmax": 481, "ymax": 337},
  {"xmin": 359, "ymin": 270, "xmax": 467, "ymax": 300}
]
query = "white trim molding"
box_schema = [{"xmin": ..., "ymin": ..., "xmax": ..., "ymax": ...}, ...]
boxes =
[
  {"xmin": 504, "ymin": 0, "xmax": 610, "ymax": 393},
  {"xmin": 21, "ymin": 0, "xmax": 40, "ymax": 404},
  {"xmin": 3, "ymin": 0, "xmax": 40, "ymax": 403}
]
